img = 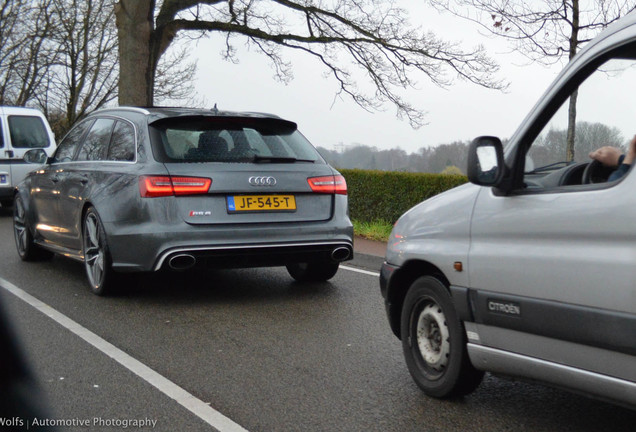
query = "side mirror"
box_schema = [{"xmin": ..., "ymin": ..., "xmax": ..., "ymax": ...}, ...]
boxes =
[
  {"xmin": 23, "ymin": 148, "xmax": 48, "ymax": 164},
  {"xmin": 467, "ymin": 136, "xmax": 505, "ymax": 187}
]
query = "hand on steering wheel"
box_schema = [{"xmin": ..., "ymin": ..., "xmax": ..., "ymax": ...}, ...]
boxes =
[{"xmin": 582, "ymin": 159, "xmax": 614, "ymax": 184}]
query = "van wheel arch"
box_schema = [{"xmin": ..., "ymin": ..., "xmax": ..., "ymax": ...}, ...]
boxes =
[{"xmin": 388, "ymin": 260, "xmax": 449, "ymax": 339}]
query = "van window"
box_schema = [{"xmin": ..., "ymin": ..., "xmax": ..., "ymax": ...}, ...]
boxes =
[
  {"xmin": 8, "ymin": 115, "xmax": 50, "ymax": 148},
  {"xmin": 524, "ymin": 55, "xmax": 636, "ymax": 188},
  {"xmin": 0, "ymin": 122, "xmax": 3, "ymax": 148}
]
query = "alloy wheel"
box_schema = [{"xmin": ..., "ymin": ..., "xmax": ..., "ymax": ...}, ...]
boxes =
[{"xmin": 84, "ymin": 212, "xmax": 105, "ymax": 289}]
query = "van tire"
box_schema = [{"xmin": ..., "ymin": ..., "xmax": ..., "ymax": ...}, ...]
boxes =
[{"xmin": 401, "ymin": 276, "xmax": 483, "ymax": 398}]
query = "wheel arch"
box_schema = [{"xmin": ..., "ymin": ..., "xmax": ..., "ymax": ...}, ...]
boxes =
[
  {"xmin": 79, "ymin": 201, "xmax": 104, "ymax": 252},
  {"xmin": 13, "ymin": 187, "xmax": 36, "ymax": 237},
  {"xmin": 387, "ymin": 259, "xmax": 450, "ymax": 339}
]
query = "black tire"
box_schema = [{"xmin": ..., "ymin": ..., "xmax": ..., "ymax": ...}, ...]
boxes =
[
  {"xmin": 83, "ymin": 207, "xmax": 116, "ymax": 296},
  {"xmin": 286, "ymin": 261, "xmax": 340, "ymax": 282},
  {"xmin": 1, "ymin": 199, "xmax": 13, "ymax": 208},
  {"xmin": 13, "ymin": 196, "xmax": 53, "ymax": 261},
  {"xmin": 401, "ymin": 276, "xmax": 483, "ymax": 398}
]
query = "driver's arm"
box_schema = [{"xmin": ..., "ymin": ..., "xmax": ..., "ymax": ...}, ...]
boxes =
[
  {"xmin": 609, "ymin": 156, "xmax": 630, "ymax": 182},
  {"xmin": 589, "ymin": 135, "xmax": 636, "ymax": 182},
  {"xmin": 609, "ymin": 135, "xmax": 636, "ymax": 181}
]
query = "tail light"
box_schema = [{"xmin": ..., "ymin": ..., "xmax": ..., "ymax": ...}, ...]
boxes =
[
  {"xmin": 139, "ymin": 175, "xmax": 212, "ymax": 197},
  {"xmin": 307, "ymin": 175, "xmax": 347, "ymax": 195}
]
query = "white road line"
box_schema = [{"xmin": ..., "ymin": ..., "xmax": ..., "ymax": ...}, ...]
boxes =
[
  {"xmin": 341, "ymin": 265, "xmax": 380, "ymax": 277},
  {"xmin": 0, "ymin": 277, "xmax": 249, "ymax": 432}
]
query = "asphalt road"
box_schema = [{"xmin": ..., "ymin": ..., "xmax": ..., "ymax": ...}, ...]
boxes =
[{"xmin": 0, "ymin": 209, "xmax": 634, "ymax": 431}]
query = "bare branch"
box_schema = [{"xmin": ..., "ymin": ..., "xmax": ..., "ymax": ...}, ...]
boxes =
[{"xmin": 143, "ymin": 1, "xmax": 506, "ymax": 126}]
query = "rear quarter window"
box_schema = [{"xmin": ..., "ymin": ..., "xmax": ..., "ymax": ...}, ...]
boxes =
[{"xmin": 107, "ymin": 121, "xmax": 136, "ymax": 161}]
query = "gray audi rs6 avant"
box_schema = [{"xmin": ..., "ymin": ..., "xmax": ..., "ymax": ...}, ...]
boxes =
[{"xmin": 13, "ymin": 107, "xmax": 353, "ymax": 295}]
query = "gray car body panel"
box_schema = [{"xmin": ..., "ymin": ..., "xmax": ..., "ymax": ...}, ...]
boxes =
[
  {"xmin": 16, "ymin": 107, "xmax": 353, "ymax": 272},
  {"xmin": 381, "ymin": 13, "xmax": 636, "ymax": 409}
]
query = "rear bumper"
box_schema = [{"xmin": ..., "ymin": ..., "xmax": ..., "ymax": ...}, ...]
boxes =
[
  {"xmin": 105, "ymin": 219, "xmax": 354, "ymax": 272},
  {"xmin": 155, "ymin": 240, "xmax": 353, "ymax": 271}
]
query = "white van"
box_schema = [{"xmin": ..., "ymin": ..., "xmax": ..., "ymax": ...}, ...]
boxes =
[
  {"xmin": 0, "ymin": 106, "xmax": 56, "ymax": 207},
  {"xmin": 381, "ymin": 13, "xmax": 636, "ymax": 409}
]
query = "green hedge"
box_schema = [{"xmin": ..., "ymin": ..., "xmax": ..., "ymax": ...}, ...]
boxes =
[{"xmin": 340, "ymin": 169, "xmax": 468, "ymax": 224}]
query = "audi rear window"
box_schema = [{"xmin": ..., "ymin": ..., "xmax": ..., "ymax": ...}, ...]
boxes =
[{"xmin": 149, "ymin": 116, "xmax": 323, "ymax": 163}]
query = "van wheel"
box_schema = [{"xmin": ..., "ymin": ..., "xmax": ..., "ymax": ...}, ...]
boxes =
[
  {"xmin": 13, "ymin": 196, "xmax": 53, "ymax": 261},
  {"xmin": 286, "ymin": 261, "xmax": 339, "ymax": 282},
  {"xmin": 83, "ymin": 207, "xmax": 115, "ymax": 296},
  {"xmin": 401, "ymin": 276, "xmax": 483, "ymax": 398}
]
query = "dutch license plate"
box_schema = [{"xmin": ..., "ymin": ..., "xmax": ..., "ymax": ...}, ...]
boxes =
[{"xmin": 227, "ymin": 195, "xmax": 296, "ymax": 212}]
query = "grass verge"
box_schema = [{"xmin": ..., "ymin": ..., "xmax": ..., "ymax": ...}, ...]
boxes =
[{"xmin": 352, "ymin": 219, "xmax": 393, "ymax": 242}]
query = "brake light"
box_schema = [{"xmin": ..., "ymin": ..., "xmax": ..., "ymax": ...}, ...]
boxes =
[
  {"xmin": 307, "ymin": 175, "xmax": 347, "ymax": 195},
  {"xmin": 139, "ymin": 175, "xmax": 212, "ymax": 197},
  {"xmin": 171, "ymin": 176, "xmax": 212, "ymax": 195}
]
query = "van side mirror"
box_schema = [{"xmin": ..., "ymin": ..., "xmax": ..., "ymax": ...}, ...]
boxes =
[
  {"xmin": 23, "ymin": 148, "xmax": 48, "ymax": 164},
  {"xmin": 467, "ymin": 136, "xmax": 505, "ymax": 187}
]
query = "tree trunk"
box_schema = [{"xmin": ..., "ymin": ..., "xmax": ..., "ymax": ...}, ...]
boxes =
[
  {"xmin": 565, "ymin": 0, "xmax": 579, "ymax": 162},
  {"xmin": 114, "ymin": 0, "xmax": 155, "ymax": 106}
]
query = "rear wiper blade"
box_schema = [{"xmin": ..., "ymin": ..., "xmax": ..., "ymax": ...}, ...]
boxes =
[{"xmin": 250, "ymin": 155, "xmax": 315, "ymax": 163}]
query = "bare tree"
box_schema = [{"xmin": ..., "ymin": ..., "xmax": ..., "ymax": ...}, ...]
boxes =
[
  {"xmin": 114, "ymin": 0, "xmax": 506, "ymax": 127},
  {"xmin": 0, "ymin": 0, "xmax": 58, "ymax": 106},
  {"xmin": 36, "ymin": 0, "xmax": 120, "ymax": 132},
  {"xmin": 428, "ymin": 0, "xmax": 636, "ymax": 160},
  {"xmin": 428, "ymin": 140, "xmax": 469, "ymax": 173},
  {"xmin": 154, "ymin": 44, "xmax": 199, "ymax": 104},
  {"xmin": 0, "ymin": 0, "xmax": 197, "ymax": 136}
]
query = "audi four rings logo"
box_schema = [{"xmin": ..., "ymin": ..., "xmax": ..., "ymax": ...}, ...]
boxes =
[{"xmin": 248, "ymin": 176, "xmax": 277, "ymax": 186}]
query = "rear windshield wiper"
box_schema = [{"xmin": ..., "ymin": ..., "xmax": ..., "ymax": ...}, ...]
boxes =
[{"xmin": 250, "ymin": 155, "xmax": 315, "ymax": 163}]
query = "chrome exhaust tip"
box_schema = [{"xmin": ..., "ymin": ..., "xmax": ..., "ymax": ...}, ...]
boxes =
[
  {"xmin": 168, "ymin": 254, "xmax": 196, "ymax": 270},
  {"xmin": 331, "ymin": 246, "xmax": 351, "ymax": 262}
]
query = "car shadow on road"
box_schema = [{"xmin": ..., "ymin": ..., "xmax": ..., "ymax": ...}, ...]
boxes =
[{"xmin": 107, "ymin": 266, "xmax": 340, "ymax": 305}]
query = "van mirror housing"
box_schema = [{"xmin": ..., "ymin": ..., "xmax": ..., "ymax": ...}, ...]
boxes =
[{"xmin": 467, "ymin": 136, "xmax": 505, "ymax": 187}]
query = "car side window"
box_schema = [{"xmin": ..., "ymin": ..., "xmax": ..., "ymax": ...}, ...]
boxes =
[
  {"xmin": 54, "ymin": 120, "xmax": 93, "ymax": 162},
  {"xmin": 76, "ymin": 118, "xmax": 115, "ymax": 161},
  {"xmin": 523, "ymin": 57, "xmax": 636, "ymax": 189},
  {"xmin": 107, "ymin": 121, "xmax": 135, "ymax": 161},
  {"xmin": 0, "ymin": 122, "xmax": 4, "ymax": 148}
]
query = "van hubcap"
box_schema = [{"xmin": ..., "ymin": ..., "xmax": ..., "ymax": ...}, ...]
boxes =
[{"xmin": 416, "ymin": 302, "xmax": 450, "ymax": 371}]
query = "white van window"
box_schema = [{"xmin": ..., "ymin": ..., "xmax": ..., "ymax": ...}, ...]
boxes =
[
  {"xmin": 524, "ymin": 57, "xmax": 636, "ymax": 187},
  {"xmin": 8, "ymin": 115, "xmax": 50, "ymax": 149}
]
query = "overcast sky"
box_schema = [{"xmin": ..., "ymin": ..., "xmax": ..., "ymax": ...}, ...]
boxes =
[{"xmin": 192, "ymin": 3, "xmax": 567, "ymax": 154}]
